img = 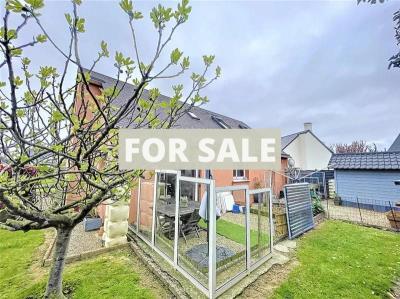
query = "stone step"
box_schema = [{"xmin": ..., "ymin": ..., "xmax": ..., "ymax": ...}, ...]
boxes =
[{"xmin": 279, "ymin": 239, "xmax": 297, "ymax": 249}]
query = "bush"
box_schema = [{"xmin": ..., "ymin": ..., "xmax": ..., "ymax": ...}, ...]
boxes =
[{"xmin": 312, "ymin": 194, "xmax": 324, "ymax": 216}]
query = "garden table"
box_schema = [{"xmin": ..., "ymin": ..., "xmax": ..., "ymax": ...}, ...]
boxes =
[{"xmin": 156, "ymin": 201, "xmax": 201, "ymax": 239}]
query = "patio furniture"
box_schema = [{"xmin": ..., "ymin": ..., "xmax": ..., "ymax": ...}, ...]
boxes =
[
  {"xmin": 180, "ymin": 208, "xmax": 201, "ymax": 242},
  {"xmin": 156, "ymin": 201, "xmax": 201, "ymax": 239}
]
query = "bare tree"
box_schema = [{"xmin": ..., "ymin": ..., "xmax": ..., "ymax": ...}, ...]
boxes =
[
  {"xmin": 330, "ymin": 140, "xmax": 378, "ymax": 153},
  {"xmin": 0, "ymin": 0, "xmax": 220, "ymax": 298}
]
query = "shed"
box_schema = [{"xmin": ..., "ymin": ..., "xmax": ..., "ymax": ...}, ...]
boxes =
[{"xmin": 329, "ymin": 152, "xmax": 400, "ymax": 211}]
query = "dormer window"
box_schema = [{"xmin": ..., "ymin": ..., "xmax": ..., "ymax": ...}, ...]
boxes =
[
  {"xmin": 188, "ymin": 111, "xmax": 200, "ymax": 120},
  {"xmin": 211, "ymin": 115, "xmax": 230, "ymax": 129}
]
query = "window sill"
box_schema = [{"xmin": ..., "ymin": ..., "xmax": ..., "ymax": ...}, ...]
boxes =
[{"xmin": 232, "ymin": 178, "xmax": 250, "ymax": 183}]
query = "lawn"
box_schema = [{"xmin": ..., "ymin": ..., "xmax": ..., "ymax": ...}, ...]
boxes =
[
  {"xmin": 199, "ymin": 218, "xmax": 269, "ymax": 247},
  {"xmin": 273, "ymin": 220, "xmax": 400, "ymax": 299},
  {"xmin": 0, "ymin": 229, "xmax": 168, "ymax": 299}
]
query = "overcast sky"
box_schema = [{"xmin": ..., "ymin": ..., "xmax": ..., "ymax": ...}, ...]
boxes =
[{"xmin": 2, "ymin": 0, "xmax": 399, "ymax": 150}]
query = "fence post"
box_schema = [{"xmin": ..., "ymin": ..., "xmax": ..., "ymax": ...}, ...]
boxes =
[
  {"xmin": 356, "ymin": 196, "xmax": 363, "ymax": 224},
  {"xmin": 326, "ymin": 196, "xmax": 329, "ymax": 219},
  {"xmin": 388, "ymin": 201, "xmax": 399, "ymax": 230}
]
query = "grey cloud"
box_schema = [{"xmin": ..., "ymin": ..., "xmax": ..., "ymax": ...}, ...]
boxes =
[{"xmin": 3, "ymin": 0, "xmax": 399, "ymax": 150}]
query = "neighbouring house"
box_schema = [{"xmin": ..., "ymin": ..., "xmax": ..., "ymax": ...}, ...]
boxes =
[
  {"xmin": 389, "ymin": 133, "xmax": 400, "ymax": 152},
  {"xmin": 329, "ymin": 151, "xmax": 400, "ymax": 210},
  {"xmin": 282, "ymin": 122, "xmax": 332, "ymax": 171}
]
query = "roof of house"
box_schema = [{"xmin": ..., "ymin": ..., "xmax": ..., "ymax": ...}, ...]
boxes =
[
  {"xmin": 281, "ymin": 130, "xmax": 333, "ymax": 153},
  {"xmin": 82, "ymin": 69, "xmax": 292, "ymax": 158},
  {"xmin": 84, "ymin": 68, "xmax": 250, "ymax": 130},
  {"xmin": 329, "ymin": 152, "xmax": 400, "ymax": 170},
  {"xmin": 389, "ymin": 134, "xmax": 400, "ymax": 152}
]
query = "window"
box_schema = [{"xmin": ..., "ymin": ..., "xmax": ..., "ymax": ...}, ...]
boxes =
[
  {"xmin": 239, "ymin": 123, "xmax": 249, "ymax": 129},
  {"xmin": 180, "ymin": 169, "xmax": 197, "ymax": 177},
  {"xmin": 233, "ymin": 169, "xmax": 247, "ymax": 180},
  {"xmin": 211, "ymin": 115, "xmax": 230, "ymax": 129},
  {"xmin": 187, "ymin": 111, "xmax": 200, "ymax": 120}
]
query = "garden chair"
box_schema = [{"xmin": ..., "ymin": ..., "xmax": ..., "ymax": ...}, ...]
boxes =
[{"xmin": 180, "ymin": 208, "xmax": 201, "ymax": 243}]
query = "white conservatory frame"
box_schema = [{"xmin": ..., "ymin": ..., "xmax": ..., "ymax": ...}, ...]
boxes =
[{"xmin": 130, "ymin": 170, "xmax": 274, "ymax": 298}]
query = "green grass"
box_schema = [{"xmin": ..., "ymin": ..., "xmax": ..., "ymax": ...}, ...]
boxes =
[
  {"xmin": 273, "ymin": 220, "xmax": 400, "ymax": 299},
  {"xmin": 0, "ymin": 229, "xmax": 161, "ymax": 299},
  {"xmin": 0, "ymin": 229, "xmax": 44, "ymax": 298},
  {"xmin": 199, "ymin": 218, "xmax": 269, "ymax": 247}
]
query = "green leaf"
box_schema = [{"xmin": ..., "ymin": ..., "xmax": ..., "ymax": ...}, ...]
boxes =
[
  {"xmin": 100, "ymin": 40, "xmax": 109, "ymax": 57},
  {"xmin": 7, "ymin": 29, "xmax": 17, "ymax": 40},
  {"xmin": 203, "ymin": 55, "xmax": 215, "ymax": 66},
  {"xmin": 25, "ymin": 0, "xmax": 44, "ymax": 10},
  {"xmin": 20, "ymin": 154, "xmax": 29, "ymax": 163},
  {"xmin": 215, "ymin": 65, "xmax": 221, "ymax": 77},
  {"xmin": 51, "ymin": 144, "xmax": 64, "ymax": 152},
  {"xmin": 51, "ymin": 110, "xmax": 65, "ymax": 122},
  {"xmin": 14, "ymin": 76, "xmax": 23, "ymax": 87},
  {"xmin": 76, "ymin": 17, "xmax": 85, "ymax": 33},
  {"xmin": 65, "ymin": 13, "xmax": 73, "ymax": 26},
  {"xmin": 170, "ymin": 48, "xmax": 183, "ymax": 64},
  {"xmin": 0, "ymin": 82, "xmax": 6, "ymax": 88},
  {"xmin": 6, "ymin": 0, "xmax": 24, "ymax": 12},
  {"xmin": 39, "ymin": 66, "xmax": 57, "ymax": 78},
  {"xmin": 70, "ymin": 114, "xmax": 80, "ymax": 132},
  {"xmin": 10, "ymin": 48, "xmax": 22, "ymax": 57},
  {"xmin": 21, "ymin": 57, "xmax": 31, "ymax": 65},
  {"xmin": 181, "ymin": 56, "xmax": 190, "ymax": 69},
  {"xmin": 115, "ymin": 51, "xmax": 124, "ymax": 66},
  {"xmin": 36, "ymin": 34, "xmax": 47, "ymax": 43},
  {"xmin": 132, "ymin": 11, "xmax": 143, "ymax": 20},
  {"xmin": 16, "ymin": 109, "xmax": 25, "ymax": 118},
  {"xmin": 119, "ymin": 0, "xmax": 133, "ymax": 14},
  {"xmin": 37, "ymin": 164, "xmax": 52, "ymax": 172},
  {"xmin": 73, "ymin": 0, "xmax": 82, "ymax": 5}
]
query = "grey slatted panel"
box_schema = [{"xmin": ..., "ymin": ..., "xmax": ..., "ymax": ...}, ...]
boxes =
[{"xmin": 284, "ymin": 183, "xmax": 314, "ymax": 239}]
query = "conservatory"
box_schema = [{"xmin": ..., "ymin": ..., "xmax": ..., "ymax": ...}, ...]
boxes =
[{"xmin": 129, "ymin": 170, "xmax": 273, "ymax": 298}]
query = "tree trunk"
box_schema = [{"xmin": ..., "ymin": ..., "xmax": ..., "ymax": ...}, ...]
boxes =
[{"xmin": 45, "ymin": 226, "xmax": 73, "ymax": 299}]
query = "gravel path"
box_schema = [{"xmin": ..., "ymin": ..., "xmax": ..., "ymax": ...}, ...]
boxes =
[
  {"xmin": 52, "ymin": 223, "xmax": 104, "ymax": 257},
  {"xmin": 68, "ymin": 223, "xmax": 103, "ymax": 256}
]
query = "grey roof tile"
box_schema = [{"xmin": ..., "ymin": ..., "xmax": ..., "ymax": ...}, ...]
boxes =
[
  {"xmin": 329, "ymin": 152, "xmax": 400, "ymax": 170},
  {"xmin": 84, "ymin": 68, "xmax": 250, "ymax": 130}
]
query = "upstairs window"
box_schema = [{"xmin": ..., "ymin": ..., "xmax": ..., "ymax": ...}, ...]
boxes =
[
  {"xmin": 211, "ymin": 115, "xmax": 230, "ymax": 129},
  {"xmin": 187, "ymin": 111, "xmax": 200, "ymax": 120},
  {"xmin": 233, "ymin": 169, "xmax": 248, "ymax": 180}
]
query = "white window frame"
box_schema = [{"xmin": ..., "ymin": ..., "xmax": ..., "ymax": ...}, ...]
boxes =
[
  {"xmin": 233, "ymin": 169, "xmax": 247, "ymax": 181},
  {"xmin": 187, "ymin": 111, "xmax": 200, "ymax": 120}
]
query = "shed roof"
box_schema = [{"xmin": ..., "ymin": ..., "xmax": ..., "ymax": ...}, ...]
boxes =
[{"xmin": 329, "ymin": 152, "xmax": 400, "ymax": 170}]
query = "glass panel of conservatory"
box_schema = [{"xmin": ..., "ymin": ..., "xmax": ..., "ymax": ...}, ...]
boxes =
[
  {"xmin": 154, "ymin": 172, "xmax": 177, "ymax": 260},
  {"xmin": 216, "ymin": 188, "xmax": 247, "ymax": 288},
  {"xmin": 177, "ymin": 180, "xmax": 209, "ymax": 288},
  {"xmin": 250, "ymin": 191, "xmax": 271, "ymax": 265},
  {"xmin": 138, "ymin": 172, "xmax": 155, "ymax": 241}
]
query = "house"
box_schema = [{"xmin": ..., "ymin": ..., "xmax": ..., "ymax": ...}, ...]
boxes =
[
  {"xmin": 74, "ymin": 69, "xmax": 289, "ymax": 220},
  {"xmin": 389, "ymin": 133, "xmax": 400, "ymax": 152},
  {"xmin": 73, "ymin": 69, "xmax": 280, "ymax": 298},
  {"xmin": 282, "ymin": 123, "xmax": 332, "ymax": 171},
  {"xmin": 329, "ymin": 152, "xmax": 400, "ymax": 210}
]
